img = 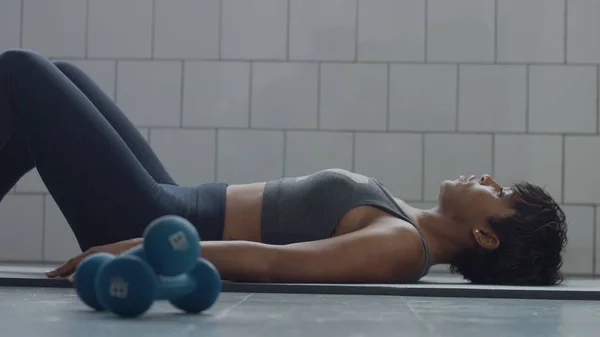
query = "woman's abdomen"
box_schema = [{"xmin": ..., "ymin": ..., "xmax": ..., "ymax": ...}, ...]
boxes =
[{"xmin": 223, "ymin": 182, "xmax": 266, "ymax": 242}]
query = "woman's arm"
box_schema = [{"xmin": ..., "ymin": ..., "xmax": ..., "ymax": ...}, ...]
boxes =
[
  {"xmin": 49, "ymin": 219, "xmax": 424, "ymax": 284},
  {"xmin": 201, "ymin": 220, "xmax": 425, "ymax": 283}
]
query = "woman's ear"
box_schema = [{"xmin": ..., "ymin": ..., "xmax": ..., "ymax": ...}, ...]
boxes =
[{"xmin": 472, "ymin": 228, "xmax": 500, "ymax": 251}]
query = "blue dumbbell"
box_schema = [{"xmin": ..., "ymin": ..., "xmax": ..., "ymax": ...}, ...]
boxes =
[
  {"xmin": 94, "ymin": 256, "xmax": 221, "ymax": 317},
  {"xmin": 73, "ymin": 252, "xmax": 115, "ymax": 311},
  {"xmin": 74, "ymin": 215, "xmax": 201, "ymax": 311},
  {"xmin": 141, "ymin": 215, "xmax": 201, "ymax": 276}
]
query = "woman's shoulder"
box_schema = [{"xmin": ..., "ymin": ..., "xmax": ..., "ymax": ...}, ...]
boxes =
[{"xmin": 363, "ymin": 216, "xmax": 429, "ymax": 281}]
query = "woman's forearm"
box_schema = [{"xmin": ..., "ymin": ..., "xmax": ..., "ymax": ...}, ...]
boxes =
[{"xmin": 198, "ymin": 241, "xmax": 276, "ymax": 282}]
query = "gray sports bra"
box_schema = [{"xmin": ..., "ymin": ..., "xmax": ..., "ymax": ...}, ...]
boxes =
[{"xmin": 260, "ymin": 168, "xmax": 431, "ymax": 281}]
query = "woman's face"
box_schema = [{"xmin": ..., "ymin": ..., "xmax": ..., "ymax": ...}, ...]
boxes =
[{"xmin": 438, "ymin": 174, "xmax": 516, "ymax": 224}]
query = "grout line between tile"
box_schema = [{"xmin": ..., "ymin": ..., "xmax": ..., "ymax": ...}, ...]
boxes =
[
  {"xmin": 214, "ymin": 130, "xmax": 219, "ymax": 181},
  {"xmin": 180, "ymin": 61, "xmax": 185, "ymax": 127},
  {"xmin": 561, "ymin": 135, "xmax": 566, "ymax": 204},
  {"xmin": 351, "ymin": 132, "xmax": 356, "ymax": 172},
  {"xmin": 421, "ymin": 133, "xmax": 425, "ymax": 201},
  {"xmin": 85, "ymin": 0, "xmax": 90, "ymax": 58},
  {"xmin": 19, "ymin": 0, "xmax": 24, "ymax": 48},
  {"xmin": 125, "ymin": 125, "xmax": 600, "ymax": 136},
  {"xmin": 151, "ymin": 0, "xmax": 156, "ymax": 59},
  {"xmin": 248, "ymin": 62, "xmax": 253, "ymax": 128},
  {"xmin": 40, "ymin": 56, "xmax": 600, "ymax": 66},
  {"xmin": 317, "ymin": 62, "xmax": 322, "ymax": 129},
  {"xmin": 491, "ymin": 134, "xmax": 495, "ymax": 176},
  {"xmin": 354, "ymin": 0, "xmax": 359, "ymax": 62},
  {"xmin": 386, "ymin": 63, "xmax": 391, "ymax": 131},
  {"xmin": 113, "ymin": 61, "xmax": 119, "ymax": 103},
  {"xmin": 286, "ymin": 0, "xmax": 291, "ymax": 60},
  {"xmin": 282, "ymin": 131, "xmax": 287, "ymax": 177},
  {"xmin": 494, "ymin": 0, "xmax": 498, "ymax": 63},
  {"xmin": 593, "ymin": 206, "xmax": 597, "ymax": 275},
  {"xmin": 424, "ymin": 0, "xmax": 428, "ymax": 62},
  {"xmin": 455, "ymin": 65, "xmax": 460, "ymax": 131},
  {"xmin": 218, "ymin": 0, "xmax": 223, "ymax": 59},
  {"xmin": 564, "ymin": 0, "xmax": 568, "ymax": 63},
  {"xmin": 526, "ymin": 65, "xmax": 530, "ymax": 132}
]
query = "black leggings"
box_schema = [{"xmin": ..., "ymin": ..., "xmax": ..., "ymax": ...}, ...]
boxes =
[{"xmin": 0, "ymin": 49, "xmax": 227, "ymax": 251}]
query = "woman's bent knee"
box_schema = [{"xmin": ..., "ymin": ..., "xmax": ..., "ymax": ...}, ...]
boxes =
[
  {"xmin": 0, "ymin": 49, "xmax": 78, "ymax": 75},
  {"xmin": 0, "ymin": 49, "xmax": 43, "ymax": 68},
  {"xmin": 52, "ymin": 60, "xmax": 80, "ymax": 74}
]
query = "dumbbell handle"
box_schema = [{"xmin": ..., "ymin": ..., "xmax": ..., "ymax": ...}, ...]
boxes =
[
  {"xmin": 122, "ymin": 245, "xmax": 146, "ymax": 259},
  {"xmin": 155, "ymin": 274, "xmax": 197, "ymax": 300},
  {"xmin": 119, "ymin": 245, "xmax": 199, "ymax": 301}
]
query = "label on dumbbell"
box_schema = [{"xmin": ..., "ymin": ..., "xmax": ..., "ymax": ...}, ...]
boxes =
[
  {"xmin": 168, "ymin": 231, "xmax": 189, "ymax": 251},
  {"xmin": 109, "ymin": 277, "xmax": 129, "ymax": 299}
]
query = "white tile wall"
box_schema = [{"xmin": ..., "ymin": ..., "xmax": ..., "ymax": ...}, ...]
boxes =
[
  {"xmin": 251, "ymin": 62, "xmax": 319, "ymax": 129},
  {"xmin": 116, "ymin": 61, "xmax": 182, "ymax": 127},
  {"xmin": 15, "ymin": 169, "xmax": 46, "ymax": 193},
  {"xmin": 149, "ymin": 129, "xmax": 217, "ymax": 186},
  {"xmin": 153, "ymin": 0, "xmax": 220, "ymax": 59},
  {"xmin": 564, "ymin": 137, "xmax": 600, "ymax": 204},
  {"xmin": 424, "ymin": 134, "xmax": 493, "ymax": 201},
  {"xmin": 494, "ymin": 135, "xmax": 563, "ymax": 201},
  {"xmin": 22, "ymin": 0, "xmax": 86, "ymax": 58},
  {"xmin": 497, "ymin": 0, "xmax": 565, "ymax": 63},
  {"xmin": 528, "ymin": 65, "xmax": 597, "ymax": 133},
  {"xmin": 354, "ymin": 133, "xmax": 423, "ymax": 200},
  {"xmin": 285, "ymin": 131, "xmax": 353, "ymax": 177},
  {"xmin": 0, "ymin": 0, "xmax": 21, "ymax": 51},
  {"xmin": 320, "ymin": 63, "xmax": 387, "ymax": 130},
  {"xmin": 216, "ymin": 130, "xmax": 284, "ymax": 184},
  {"xmin": 357, "ymin": 0, "xmax": 425, "ymax": 62},
  {"xmin": 458, "ymin": 65, "xmax": 527, "ymax": 132},
  {"xmin": 427, "ymin": 0, "xmax": 495, "ymax": 62},
  {"xmin": 0, "ymin": 195, "xmax": 44, "ymax": 261},
  {"xmin": 289, "ymin": 0, "xmax": 356, "ymax": 61},
  {"xmin": 182, "ymin": 61, "xmax": 250, "ymax": 127},
  {"xmin": 567, "ymin": 0, "xmax": 600, "ymax": 63},
  {"xmin": 137, "ymin": 128, "xmax": 150, "ymax": 142},
  {"xmin": 389, "ymin": 64, "xmax": 457, "ymax": 131},
  {"xmin": 3, "ymin": 0, "xmax": 600, "ymax": 277},
  {"xmin": 561, "ymin": 206, "xmax": 595, "ymax": 275},
  {"xmin": 88, "ymin": 0, "xmax": 153, "ymax": 58},
  {"xmin": 221, "ymin": 0, "xmax": 287, "ymax": 60},
  {"xmin": 597, "ymin": 207, "xmax": 600, "ymax": 275}
]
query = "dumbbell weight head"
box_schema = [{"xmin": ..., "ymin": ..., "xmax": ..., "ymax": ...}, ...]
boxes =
[
  {"xmin": 95, "ymin": 255, "xmax": 158, "ymax": 318},
  {"xmin": 74, "ymin": 252, "xmax": 115, "ymax": 311},
  {"xmin": 169, "ymin": 258, "xmax": 221, "ymax": 313},
  {"xmin": 74, "ymin": 245, "xmax": 146, "ymax": 311},
  {"xmin": 142, "ymin": 215, "xmax": 201, "ymax": 276}
]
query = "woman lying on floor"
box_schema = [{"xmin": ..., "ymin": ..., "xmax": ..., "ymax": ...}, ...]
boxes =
[{"xmin": 0, "ymin": 49, "xmax": 567, "ymax": 286}]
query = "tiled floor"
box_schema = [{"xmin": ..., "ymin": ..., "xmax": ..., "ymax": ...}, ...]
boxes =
[{"xmin": 1, "ymin": 287, "xmax": 599, "ymax": 337}]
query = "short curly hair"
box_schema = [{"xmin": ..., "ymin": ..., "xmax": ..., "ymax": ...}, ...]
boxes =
[{"xmin": 449, "ymin": 182, "xmax": 568, "ymax": 286}]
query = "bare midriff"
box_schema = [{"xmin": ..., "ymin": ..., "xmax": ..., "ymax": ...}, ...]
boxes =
[{"xmin": 222, "ymin": 183, "xmax": 395, "ymax": 243}]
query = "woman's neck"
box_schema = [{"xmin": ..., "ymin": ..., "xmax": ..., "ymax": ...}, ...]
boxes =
[{"xmin": 395, "ymin": 199, "xmax": 471, "ymax": 266}]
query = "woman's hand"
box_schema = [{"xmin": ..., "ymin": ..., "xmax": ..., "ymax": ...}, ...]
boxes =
[{"xmin": 46, "ymin": 238, "xmax": 143, "ymax": 282}]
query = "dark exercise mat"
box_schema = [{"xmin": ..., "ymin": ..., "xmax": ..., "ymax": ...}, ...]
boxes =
[{"xmin": 1, "ymin": 265, "xmax": 599, "ymax": 300}]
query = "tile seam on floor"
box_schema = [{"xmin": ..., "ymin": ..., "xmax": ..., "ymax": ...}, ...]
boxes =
[{"xmin": 215, "ymin": 293, "xmax": 254, "ymax": 320}]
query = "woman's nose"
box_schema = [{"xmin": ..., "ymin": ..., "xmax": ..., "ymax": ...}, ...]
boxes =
[
  {"xmin": 480, "ymin": 174, "xmax": 493, "ymax": 184},
  {"xmin": 480, "ymin": 174, "xmax": 500, "ymax": 188}
]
